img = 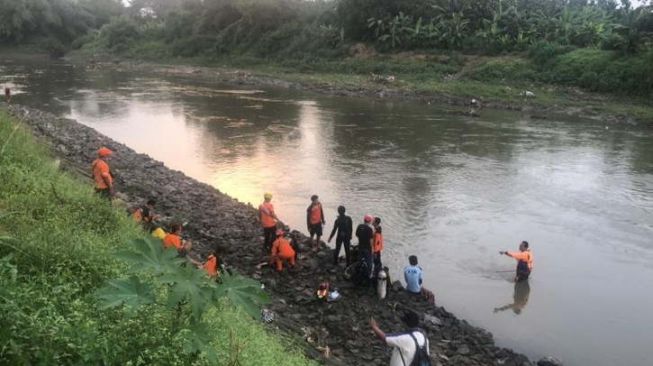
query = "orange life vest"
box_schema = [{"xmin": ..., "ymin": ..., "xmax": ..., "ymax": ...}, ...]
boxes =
[
  {"xmin": 204, "ymin": 255, "xmax": 219, "ymax": 277},
  {"xmin": 271, "ymin": 237, "xmax": 295, "ymax": 258},
  {"xmin": 309, "ymin": 203, "xmax": 323, "ymax": 225},
  {"xmin": 91, "ymin": 158, "xmax": 112, "ymax": 189},
  {"xmin": 163, "ymin": 233, "xmax": 183, "ymax": 250},
  {"xmin": 259, "ymin": 202, "xmax": 276, "ymax": 228}
]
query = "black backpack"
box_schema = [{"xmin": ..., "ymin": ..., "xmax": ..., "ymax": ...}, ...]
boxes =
[{"xmin": 400, "ymin": 331, "xmax": 432, "ymax": 366}]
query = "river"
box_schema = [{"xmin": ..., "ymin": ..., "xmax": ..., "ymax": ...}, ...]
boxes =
[{"xmin": 2, "ymin": 57, "xmax": 652, "ymax": 366}]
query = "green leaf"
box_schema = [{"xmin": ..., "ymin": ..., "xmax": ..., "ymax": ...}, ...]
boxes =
[
  {"xmin": 162, "ymin": 266, "xmax": 214, "ymax": 320},
  {"xmin": 116, "ymin": 237, "xmax": 184, "ymax": 274},
  {"xmin": 95, "ymin": 276, "xmax": 155, "ymax": 312},
  {"xmin": 214, "ymin": 273, "xmax": 269, "ymax": 318}
]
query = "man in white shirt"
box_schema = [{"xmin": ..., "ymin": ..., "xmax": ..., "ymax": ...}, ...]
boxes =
[{"xmin": 370, "ymin": 311, "xmax": 430, "ymax": 366}]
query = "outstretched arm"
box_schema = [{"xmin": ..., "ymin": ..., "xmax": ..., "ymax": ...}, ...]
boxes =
[
  {"xmin": 328, "ymin": 219, "xmax": 338, "ymax": 242},
  {"xmin": 369, "ymin": 318, "xmax": 385, "ymax": 341}
]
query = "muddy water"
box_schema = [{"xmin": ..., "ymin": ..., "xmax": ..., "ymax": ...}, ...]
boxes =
[{"xmin": 2, "ymin": 58, "xmax": 652, "ymax": 366}]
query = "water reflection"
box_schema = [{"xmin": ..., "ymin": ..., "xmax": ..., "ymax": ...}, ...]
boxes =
[{"xmin": 494, "ymin": 281, "xmax": 531, "ymax": 315}]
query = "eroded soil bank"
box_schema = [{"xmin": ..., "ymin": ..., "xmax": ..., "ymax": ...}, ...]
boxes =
[{"xmin": 7, "ymin": 104, "xmax": 553, "ymax": 366}]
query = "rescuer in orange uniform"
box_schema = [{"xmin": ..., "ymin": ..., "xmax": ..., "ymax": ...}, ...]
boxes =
[
  {"xmin": 203, "ymin": 251, "xmax": 219, "ymax": 278},
  {"xmin": 500, "ymin": 241, "xmax": 534, "ymax": 282},
  {"xmin": 271, "ymin": 229, "xmax": 296, "ymax": 272},
  {"xmin": 306, "ymin": 194, "xmax": 325, "ymax": 251},
  {"xmin": 91, "ymin": 147, "xmax": 114, "ymax": 200},
  {"xmin": 259, "ymin": 192, "xmax": 279, "ymax": 252},
  {"xmin": 372, "ymin": 217, "xmax": 384, "ymax": 273},
  {"xmin": 163, "ymin": 222, "xmax": 192, "ymax": 255}
]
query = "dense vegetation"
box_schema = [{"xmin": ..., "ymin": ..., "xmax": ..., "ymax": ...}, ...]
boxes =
[
  {"xmin": 0, "ymin": 109, "xmax": 314, "ymax": 365},
  {"xmin": 1, "ymin": 1, "xmax": 652, "ymax": 97}
]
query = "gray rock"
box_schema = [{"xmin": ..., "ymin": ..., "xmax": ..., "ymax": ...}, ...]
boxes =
[{"xmin": 537, "ymin": 356, "xmax": 563, "ymax": 366}]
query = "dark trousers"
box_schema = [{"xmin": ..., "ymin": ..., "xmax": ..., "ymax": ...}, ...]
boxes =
[
  {"xmin": 360, "ymin": 249, "xmax": 373, "ymax": 280},
  {"xmin": 333, "ymin": 237, "xmax": 351, "ymax": 265},
  {"xmin": 263, "ymin": 226, "xmax": 276, "ymax": 252},
  {"xmin": 95, "ymin": 188, "xmax": 112, "ymax": 201},
  {"xmin": 373, "ymin": 252, "xmax": 382, "ymax": 276}
]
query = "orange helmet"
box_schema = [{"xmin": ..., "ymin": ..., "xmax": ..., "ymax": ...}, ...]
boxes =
[{"xmin": 98, "ymin": 147, "xmax": 113, "ymax": 157}]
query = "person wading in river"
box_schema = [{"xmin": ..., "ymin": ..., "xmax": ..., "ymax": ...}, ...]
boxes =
[
  {"xmin": 328, "ymin": 205, "xmax": 353, "ymax": 265},
  {"xmin": 259, "ymin": 192, "xmax": 279, "ymax": 252},
  {"xmin": 91, "ymin": 147, "xmax": 114, "ymax": 200},
  {"xmin": 306, "ymin": 194, "xmax": 325, "ymax": 251},
  {"xmin": 4, "ymin": 87, "xmax": 11, "ymax": 103},
  {"xmin": 500, "ymin": 241, "xmax": 533, "ymax": 282},
  {"xmin": 370, "ymin": 311, "xmax": 431, "ymax": 366}
]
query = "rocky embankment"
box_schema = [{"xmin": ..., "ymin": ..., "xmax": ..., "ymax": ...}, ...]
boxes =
[{"xmin": 7, "ymin": 104, "xmax": 557, "ymax": 366}]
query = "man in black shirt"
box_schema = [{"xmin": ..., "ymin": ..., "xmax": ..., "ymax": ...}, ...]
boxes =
[
  {"xmin": 328, "ymin": 205, "xmax": 353, "ymax": 265},
  {"xmin": 355, "ymin": 214, "xmax": 375, "ymax": 281}
]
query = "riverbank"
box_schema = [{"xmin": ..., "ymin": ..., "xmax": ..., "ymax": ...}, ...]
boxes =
[
  {"xmin": 0, "ymin": 107, "xmax": 314, "ymax": 365},
  {"xmin": 3, "ymin": 102, "xmax": 560, "ymax": 366},
  {"xmin": 66, "ymin": 49, "xmax": 653, "ymax": 125}
]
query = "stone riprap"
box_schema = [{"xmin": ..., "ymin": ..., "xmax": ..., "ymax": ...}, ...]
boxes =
[{"xmin": 7, "ymin": 104, "xmax": 541, "ymax": 366}]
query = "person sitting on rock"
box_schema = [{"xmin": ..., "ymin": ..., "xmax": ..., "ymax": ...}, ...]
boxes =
[
  {"xmin": 271, "ymin": 229, "xmax": 296, "ymax": 272},
  {"xmin": 91, "ymin": 147, "xmax": 114, "ymax": 200},
  {"xmin": 203, "ymin": 251, "xmax": 219, "ymax": 278},
  {"xmin": 163, "ymin": 222, "xmax": 192, "ymax": 255},
  {"xmin": 370, "ymin": 311, "xmax": 430, "ymax": 366},
  {"xmin": 499, "ymin": 241, "xmax": 533, "ymax": 282},
  {"xmin": 404, "ymin": 255, "xmax": 436, "ymax": 304},
  {"xmin": 132, "ymin": 199, "xmax": 159, "ymax": 231},
  {"xmin": 404, "ymin": 255, "xmax": 423, "ymax": 295},
  {"xmin": 306, "ymin": 194, "xmax": 325, "ymax": 251}
]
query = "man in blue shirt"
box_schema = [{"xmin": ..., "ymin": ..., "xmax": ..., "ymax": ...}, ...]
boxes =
[{"xmin": 404, "ymin": 255, "xmax": 423, "ymax": 294}]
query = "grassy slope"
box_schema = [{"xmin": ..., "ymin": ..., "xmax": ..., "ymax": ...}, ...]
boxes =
[{"xmin": 0, "ymin": 108, "xmax": 314, "ymax": 366}]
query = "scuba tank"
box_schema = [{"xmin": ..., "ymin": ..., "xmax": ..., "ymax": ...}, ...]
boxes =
[{"xmin": 377, "ymin": 268, "xmax": 387, "ymax": 299}]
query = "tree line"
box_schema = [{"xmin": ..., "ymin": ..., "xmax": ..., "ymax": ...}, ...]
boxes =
[{"xmin": 1, "ymin": 0, "xmax": 652, "ymax": 95}]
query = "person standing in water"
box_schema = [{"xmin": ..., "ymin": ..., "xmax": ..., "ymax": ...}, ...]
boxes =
[
  {"xmin": 306, "ymin": 195, "xmax": 325, "ymax": 251},
  {"xmin": 259, "ymin": 192, "xmax": 279, "ymax": 252},
  {"xmin": 328, "ymin": 205, "xmax": 353, "ymax": 265},
  {"xmin": 500, "ymin": 241, "xmax": 533, "ymax": 282},
  {"xmin": 4, "ymin": 87, "xmax": 11, "ymax": 103}
]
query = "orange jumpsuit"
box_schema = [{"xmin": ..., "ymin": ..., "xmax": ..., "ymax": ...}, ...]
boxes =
[{"xmin": 271, "ymin": 237, "xmax": 296, "ymax": 271}]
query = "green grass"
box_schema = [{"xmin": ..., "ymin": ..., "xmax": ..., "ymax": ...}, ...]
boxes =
[
  {"xmin": 70, "ymin": 41, "xmax": 653, "ymax": 122},
  {"xmin": 0, "ymin": 109, "xmax": 315, "ymax": 366}
]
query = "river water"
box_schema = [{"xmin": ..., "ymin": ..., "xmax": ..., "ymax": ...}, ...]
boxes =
[{"xmin": 2, "ymin": 57, "xmax": 652, "ymax": 366}]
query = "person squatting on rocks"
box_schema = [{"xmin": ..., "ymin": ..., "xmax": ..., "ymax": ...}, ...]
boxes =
[
  {"xmin": 306, "ymin": 194, "xmax": 325, "ymax": 251},
  {"xmin": 500, "ymin": 241, "xmax": 533, "ymax": 282},
  {"xmin": 328, "ymin": 205, "xmax": 353, "ymax": 265},
  {"xmin": 163, "ymin": 222, "xmax": 193, "ymax": 256},
  {"xmin": 373, "ymin": 217, "xmax": 384, "ymax": 274},
  {"xmin": 271, "ymin": 228, "xmax": 296, "ymax": 272},
  {"xmin": 91, "ymin": 147, "xmax": 114, "ymax": 200},
  {"xmin": 132, "ymin": 198, "xmax": 158, "ymax": 232},
  {"xmin": 258, "ymin": 192, "xmax": 279, "ymax": 252},
  {"xmin": 370, "ymin": 311, "xmax": 431, "ymax": 366},
  {"xmin": 203, "ymin": 250, "xmax": 219, "ymax": 278},
  {"xmin": 355, "ymin": 214, "xmax": 375, "ymax": 283}
]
